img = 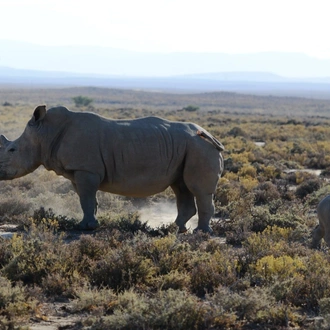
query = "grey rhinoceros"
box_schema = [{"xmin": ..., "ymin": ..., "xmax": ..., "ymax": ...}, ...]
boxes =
[
  {"xmin": 312, "ymin": 195, "xmax": 330, "ymax": 248},
  {"xmin": 0, "ymin": 105, "xmax": 224, "ymax": 232}
]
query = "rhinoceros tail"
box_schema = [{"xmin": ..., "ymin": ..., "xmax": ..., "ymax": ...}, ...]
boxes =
[{"xmin": 197, "ymin": 130, "xmax": 224, "ymax": 151}]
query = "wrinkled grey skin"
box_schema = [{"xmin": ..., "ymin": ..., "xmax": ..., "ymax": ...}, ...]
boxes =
[
  {"xmin": 312, "ymin": 195, "xmax": 330, "ymax": 248},
  {"xmin": 0, "ymin": 105, "xmax": 224, "ymax": 232}
]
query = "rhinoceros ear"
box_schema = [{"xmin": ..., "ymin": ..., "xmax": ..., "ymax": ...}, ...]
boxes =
[
  {"xmin": 33, "ymin": 105, "xmax": 47, "ymax": 122},
  {"xmin": 29, "ymin": 105, "xmax": 47, "ymax": 127},
  {"xmin": 0, "ymin": 135, "xmax": 10, "ymax": 148}
]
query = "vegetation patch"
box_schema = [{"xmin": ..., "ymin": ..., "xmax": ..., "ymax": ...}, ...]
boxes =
[{"xmin": 1, "ymin": 87, "xmax": 330, "ymax": 328}]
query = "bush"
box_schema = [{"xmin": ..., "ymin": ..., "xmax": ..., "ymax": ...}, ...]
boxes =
[
  {"xmin": 296, "ymin": 178, "xmax": 322, "ymax": 199},
  {"xmin": 290, "ymin": 252, "xmax": 330, "ymax": 311},
  {"xmin": 32, "ymin": 207, "xmax": 77, "ymax": 230},
  {"xmin": 190, "ymin": 250, "xmax": 237, "ymax": 296},
  {"xmin": 182, "ymin": 105, "xmax": 199, "ymax": 112},
  {"xmin": 87, "ymin": 289, "xmax": 210, "ymax": 330},
  {"xmin": 208, "ymin": 286, "xmax": 301, "ymax": 327},
  {"xmin": 141, "ymin": 234, "xmax": 192, "ymax": 275},
  {"xmin": 253, "ymin": 181, "xmax": 281, "ymax": 205},
  {"xmin": 72, "ymin": 95, "xmax": 93, "ymax": 107},
  {"xmin": 90, "ymin": 244, "xmax": 156, "ymax": 291},
  {"xmin": 0, "ymin": 276, "xmax": 37, "ymax": 321},
  {"xmin": 2, "ymin": 222, "xmax": 76, "ymax": 286},
  {"xmin": 100, "ymin": 212, "xmax": 152, "ymax": 234},
  {"xmin": 252, "ymin": 255, "xmax": 306, "ymax": 285}
]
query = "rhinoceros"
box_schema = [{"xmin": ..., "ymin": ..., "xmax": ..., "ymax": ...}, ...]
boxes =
[
  {"xmin": 312, "ymin": 195, "xmax": 330, "ymax": 248},
  {"xmin": 0, "ymin": 105, "xmax": 224, "ymax": 232}
]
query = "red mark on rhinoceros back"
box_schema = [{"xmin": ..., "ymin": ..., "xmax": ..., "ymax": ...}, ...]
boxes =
[
  {"xmin": 197, "ymin": 130, "xmax": 207, "ymax": 138},
  {"xmin": 197, "ymin": 130, "xmax": 224, "ymax": 151}
]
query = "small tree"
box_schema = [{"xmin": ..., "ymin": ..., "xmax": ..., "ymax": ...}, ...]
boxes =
[
  {"xmin": 72, "ymin": 96, "xmax": 93, "ymax": 107},
  {"xmin": 183, "ymin": 105, "xmax": 199, "ymax": 112}
]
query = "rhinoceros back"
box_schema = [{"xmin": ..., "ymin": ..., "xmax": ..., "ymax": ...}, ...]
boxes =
[{"xmin": 99, "ymin": 117, "xmax": 193, "ymax": 195}]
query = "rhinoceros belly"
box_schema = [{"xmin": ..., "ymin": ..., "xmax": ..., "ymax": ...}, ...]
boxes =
[{"xmin": 100, "ymin": 165, "xmax": 182, "ymax": 197}]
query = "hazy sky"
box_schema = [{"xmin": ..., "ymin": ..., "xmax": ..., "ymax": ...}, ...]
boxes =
[{"xmin": 1, "ymin": 0, "xmax": 330, "ymax": 58}]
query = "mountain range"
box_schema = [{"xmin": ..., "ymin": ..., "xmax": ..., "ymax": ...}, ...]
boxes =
[{"xmin": 1, "ymin": 40, "xmax": 330, "ymax": 98}]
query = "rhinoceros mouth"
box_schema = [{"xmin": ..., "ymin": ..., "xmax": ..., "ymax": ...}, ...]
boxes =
[{"xmin": 0, "ymin": 169, "xmax": 18, "ymax": 180}]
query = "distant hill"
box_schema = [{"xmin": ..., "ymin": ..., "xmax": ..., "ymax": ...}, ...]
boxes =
[
  {"xmin": 1, "ymin": 40, "xmax": 330, "ymax": 78},
  {"xmin": 182, "ymin": 72, "xmax": 330, "ymax": 83},
  {"xmin": 1, "ymin": 40, "xmax": 330, "ymax": 98},
  {"xmin": 1, "ymin": 66, "xmax": 330, "ymax": 99}
]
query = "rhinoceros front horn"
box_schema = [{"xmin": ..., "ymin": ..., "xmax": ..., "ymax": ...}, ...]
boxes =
[{"xmin": 0, "ymin": 135, "xmax": 10, "ymax": 148}]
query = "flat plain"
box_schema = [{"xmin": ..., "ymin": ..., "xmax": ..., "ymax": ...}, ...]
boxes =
[{"xmin": 1, "ymin": 86, "xmax": 330, "ymax": 329}]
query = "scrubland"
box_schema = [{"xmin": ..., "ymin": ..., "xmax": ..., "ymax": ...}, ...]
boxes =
[{"xmin": 1, "ymin": 87, "xmax": 330, "ymax": 329}]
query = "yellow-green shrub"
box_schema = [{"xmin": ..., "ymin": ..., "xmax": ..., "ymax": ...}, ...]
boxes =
[{"xmin": 253, "ymin": 255, "xmax": 306, "ymax": 284}]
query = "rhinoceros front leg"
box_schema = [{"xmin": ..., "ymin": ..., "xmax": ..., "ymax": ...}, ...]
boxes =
[
  {"xmin": 311, "ymin": 224, "xmax": 324, "ymax": 249},
  {"xmin": 73, "ymin": 171, "xmax": 100, "ymax": 230}
]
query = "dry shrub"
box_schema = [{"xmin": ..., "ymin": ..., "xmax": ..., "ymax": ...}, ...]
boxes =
[
  {"xmin": 319, "ymin": 297, "xmax": 330, "ymax": 316},
  {"xmin": 242, "ymin": 226, "xmax": 293, "ymax": 264},
  {"xmin": 252, "ymin": 255, "xmax": 306, "ymax": 285},
  {"xmin": 190, "ymin": 250, "xmax": 237, "ymax": 296},
  {"xmin": 153, "ymin": 270, "xmax": 191, "ymax": 291},
  {"xmin": 294, "ymin": 171, "xmax": 319, "ymax": 184},
  {"xmin": 140, "ymin": 234, "xmax": 192, "ymax": 275},
  {"xmin": 2, "ymin": 221, "xmax": 77, "ymax": 286},
  {"xmin": 72, "ymin": 286, "xmax": 117, "ymax": 315},
  {"xmin": 238, "ymin": 164, "xmax": 257, "ymax": 178},
  {"xmin": 208, "ymin": 286, "xmax": 301, "ymax": 328},
  {"xmin": 0, "ymin": 190, "xmax": 31, "ymax": 219},
  {"xmin": 31, "ymin": 207, "xmax": 77, "ymax": 230},
  {"xmin": 0, "ymin": 237, "xmax": 13, "ymax": 268},
  {"xmin": 0, "ymin": 275, "xmax": 37, "ymax": 322},
  {"xmin": 90, "ymin": 244, "xmax": 156, "ymax": 291},
  {"xmin": 214, "ymin": 178, "xmax": 241, "ymax": 206},
  {"xmin": 99, "ymin": 212, "xmax": 151, "ymax": 235},
  {"xmin": 76, "ymin": 235, "xmax": 107, "ymax": 260},
  {"xmin": 253, "ymin": 181, "xmax": 281, "ymax": 205},
  {"xmin": 296, "ymin": 178, "xmax": 322, "ymax": 199},
  {"xmin": 227, "ymin": 126, "xmax": 247, "ymax": 137},
  {"xmin": 248, "ymin": 202, "xmax": 305, "ymax": 234},
  {"xmin": 86, "ymin": 289, "xmax": 210, "ymax": 330},
  {"xmin": 41, "ymin": 271, "xmax": 84, "ymax": 298},
  {"xmin": 215, "ymin": 192, "xmax": 255, "ymax": 245},
  {"xmin": 289, "ymin": 252, "xmax": 330, "ymax": 311}
]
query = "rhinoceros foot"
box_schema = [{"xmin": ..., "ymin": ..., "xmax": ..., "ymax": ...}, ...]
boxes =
[
  {"xmin": 77, "ymin": 220, "xmax": 99, "ymax": 231},
  {"xmin": 193, "ymin": 226, "xmax": 213, "ymax": 235},
  {"xmin": 178, "ymin": 227, "xmax": 188, "ymax": 234}
]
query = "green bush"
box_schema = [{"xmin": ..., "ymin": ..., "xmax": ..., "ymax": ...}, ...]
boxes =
[
  {"xmin": 182, "ymin": 105, "xmax": 199, "ymax": 112},
  {"xmin": 72, "ymin": 95, "xmax": 93, "ymax": 107}
]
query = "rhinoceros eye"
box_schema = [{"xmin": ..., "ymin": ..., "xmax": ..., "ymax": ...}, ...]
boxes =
[{"xmin": 8, "ymin": 147, "xmax": 16, "ymax": 153}]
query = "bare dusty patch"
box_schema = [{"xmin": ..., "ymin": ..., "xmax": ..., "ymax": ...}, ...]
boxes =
[
  {"xmin": 139, "ymin": 201, "xmax": 198, "ymax": 229},
  {"xmin": 28, "ymin": 302, "xmax": 86, "ymax": 330}
]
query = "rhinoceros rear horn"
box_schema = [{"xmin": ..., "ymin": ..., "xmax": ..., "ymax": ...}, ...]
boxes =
[
  {"xmin": 0, "ymin": 135, "xmax": 10, "ymax": 147},
  {"xmin": 33, "ymin": 105, "xmax": 47, "ymax": 122}
]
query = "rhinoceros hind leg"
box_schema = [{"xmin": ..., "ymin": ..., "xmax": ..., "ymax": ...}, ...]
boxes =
[
  {"xmin": 324, "ymin": 230, "xmax": 330, "ymax": 248},
  {"xmin": 171, "ymin": 181, "xmax": 197, "ymax": 233},
  {"xmin": 194, "ymin": 193, "xmax": 214, "ymax": 233},
  {"xmin": 311, "ymin": 224, "xmax": 324, "ymax": 249},
  {"xmin": 74, "ymin": 171, "xmax": 101, "ymax": 231}
]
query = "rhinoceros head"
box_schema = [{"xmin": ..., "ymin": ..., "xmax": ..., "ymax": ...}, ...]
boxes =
[{"xmin": 0, "ymin": 105, "xmax": 46, "ymax": 180}]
